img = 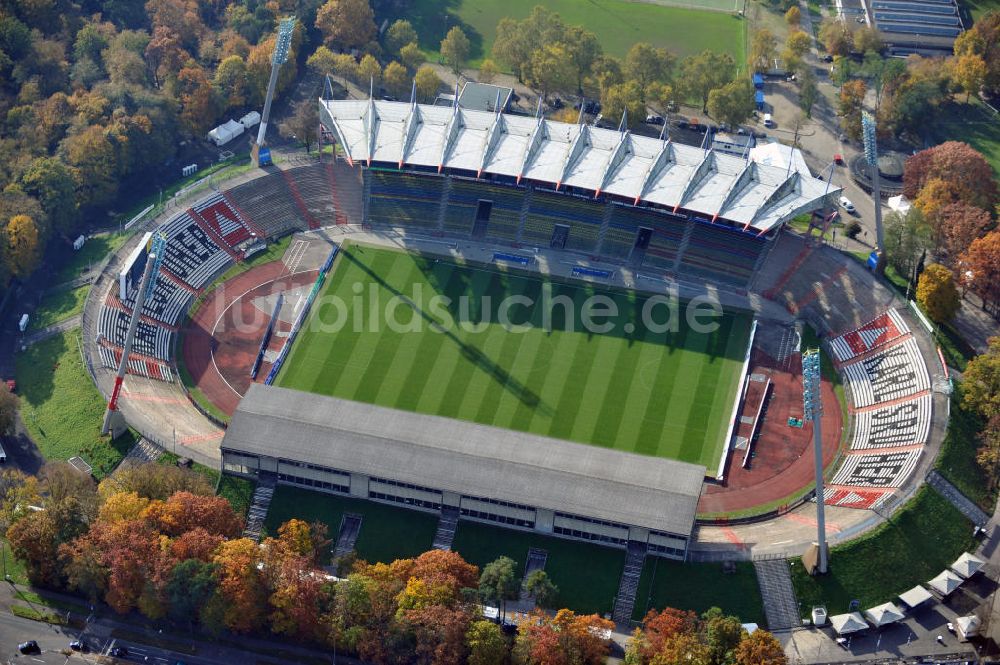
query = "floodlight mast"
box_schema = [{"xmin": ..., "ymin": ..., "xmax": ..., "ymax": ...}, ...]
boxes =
[
  {"xmin": 253, "ymin": 17, "xmax": 296, "ymax": 165},
  {"xmin": 101, "ymin": 234, "xmax": 165, "ymax": 435},
  {"xmin": 802, "ymin": 349, "xmax": 828, "ymax": 574},
  {"xmin": 862, "ymin": 112, "xmax": 885, "ymax": 274}
]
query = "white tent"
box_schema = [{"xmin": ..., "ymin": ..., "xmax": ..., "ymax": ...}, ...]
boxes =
[
  {"xmin": 830, "ymin": 612, "xmax": 868, "ymax": 635},
  {"xmin": 887, "ymin": 195, "xmax": 911, "ymax": 215},
  {"xmin": 898, "ymin": 585, "xmax": 933, "ymax": 610},
  {"xmin": 207, "ymin": 119, "xmax": 244, "ymax": 146},
  {"xmin": 928, "ymin": 569, "xmax": 964, "ymax": 596},
  {"xmin": 741, "ymin": 623, "xmax": 759, "ymax": 635},
  {"xmin": 957, "ymin": 614, "xmax": 981, "ymax": 640},
  {"xmin": 749, "ymin": 141, "xmax": 813, "ymax": 178},
  {"xmin": 864, "ymin": 602, "xmax": 905, "ymax": 627},
  {"xmin": 951, "ymin": 552, "xmax": 987, "ymax": 579}
]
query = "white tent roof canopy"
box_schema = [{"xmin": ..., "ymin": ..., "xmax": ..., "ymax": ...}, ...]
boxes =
[
  {"xmin": 957, "ymin": 614, "xmax": 981, "ymax": 638},
  {"xmin": 864, "ymin": 602, "xmax": 905, "ymax": 627},
  {"xmin": 319, "ymin": 99, "xmax": 840, "ymax": 234},
  {"xmin": 951, "ymin": 552, "xmax": 987, "ymax": 579},
  {"xmin": 898, "ymin": 585, "xmax": 933, "ymax": 609},
  {"xmin": 830, "ymin": 612, "xmax": 869, "ymax": 635},
  {"xmin": 928, "ymin": 569, "xmax": 964, "ymax": 596}
]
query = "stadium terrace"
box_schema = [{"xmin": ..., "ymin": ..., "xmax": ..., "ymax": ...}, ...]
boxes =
[{"xmin": 319, "ymin": 99, "xmax": 839, "ymax": 235}]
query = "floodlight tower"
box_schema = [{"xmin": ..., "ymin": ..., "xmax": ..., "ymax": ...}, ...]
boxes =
[
  {"xmin": 862, "ymin": 111, "xmax": 886, "ymax": 274},
  {"xmin": 803, "ymin": 349, "xmax": 828, "ymax": 574},
  {"xmin": 101, "ymin": 233, "xmax": 167, "ymax": 436},
  {"xmin": 252, "ymin": 17, "xmax": 296, "ymax": 167}
]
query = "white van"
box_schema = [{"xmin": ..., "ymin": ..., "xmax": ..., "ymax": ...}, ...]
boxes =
[
  {"xmin": 763, "ymin": 113, "xmax": 775, "ymax": 128},
  {"xmin": 0, "ymin": 443, "xmax": 7, "ymax": 463}
]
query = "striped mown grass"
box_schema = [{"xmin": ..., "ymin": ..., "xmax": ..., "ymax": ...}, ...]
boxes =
[{"xmin": 276, "ymin": 246, "xmax": 752, "ymax": 469}]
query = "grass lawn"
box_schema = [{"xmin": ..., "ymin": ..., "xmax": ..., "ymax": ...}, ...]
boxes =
[
  {"xmin": 407, "ymin": 0, "xmax": 747, "ymax": 67},
  {"xmin": 52, "ymin": 233, "xmax": 127, "ymax": 285},
  {"xmin": 632, "ymin": 559, "xmax": 764, "ymax": 625},
  {"xmin": 14, "ymin": 329, "xmax": 135, "ymax": 478},
  {"xmin": 263, "ymin": 485, "xmax": 437, "ymax": 565},
  {"xmin": 932, "ymin": 100, "xmax": 1000, "ymax": 176},
  {"xmin": 218, "ymin": 474, "xmax": 256, "ymax": 517},
  {"xmin": 961, "ymin": 0, "xmax": 1000, "ymax": 21},
  {"xmin": 935, "ymin": 386, "xmax": 994, "ymax": 511},
  {"xmin": 277, "ymin": 245, "xmax": 752, "ymax": 468},
  {"xmin": 790, "ymin": 486, "xmax": 976, "ymax": 615},
  {"xmin": 30, "ymin": 285, "xmax": 90, "ymax": 330},
  {"xmin": 450, "ymin": 520, "xmax": 624, "ymax": 616}
]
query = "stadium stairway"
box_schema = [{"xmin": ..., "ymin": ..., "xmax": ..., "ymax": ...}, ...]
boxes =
[
  {"xmin": 113, "ymin": 438, "xmax": 163, "ymax": 474},
  {"xmin": 243, "ymin": 475, "xmax": 276, "ymax": 542},
  {"xmin": 334, "ymin": 513, "xmax": 363, "ymax": 559},
  {"xmin": 520, "ymin": 548, "xmax": 549, "ymax": 601},
  {"xmin": 612, "ymin": 541, "xmax": 647, "ymax": 625},
  {"xmin": 280, "ymin": 168, "xmax": 321, "ymax": 230},
  {"xmin": 432, "ymin": 505, "xmax": 460, "ymax": 551},
  {"xmin": 753, "ymin": 559, "xmax": 800, "ymax": 630}
]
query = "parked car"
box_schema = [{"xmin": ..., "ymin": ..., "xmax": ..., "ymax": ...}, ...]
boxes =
[
  {"xmin": 110, "ymin": 646, "xmax": 129, "ymax": 657},
  {"xmin": 763, "ymin": 113, "xmax": 775, "ymax": 128},
  {"xmin": 70, "ymin": 640, "xmax": 88, "ymax": 652},
  {"xmin": 645, "ymin": 114, "xmax": 665, "ymax": 125},
  {"xmin": 839, "ymin": 196, "xmax": 856, "ymax": 214},
  {"xmin": 821, "ymin": 54, "xmax": 834, "ymax": 62},
  {"xmin": 573, "ymin": 100, "xmax": 601, "ymax": 114},
  {"xmin": 18, "ymin": 641, "xmax": 40, "ymax": 655}
]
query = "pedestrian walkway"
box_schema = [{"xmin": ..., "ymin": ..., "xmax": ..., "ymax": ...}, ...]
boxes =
[
  {"xmin": 113, "ymin": 438, "xmax": 163, "ymax": 474},
  {"xmin": 242, "ymin": 474, "xmax": 275, "ymax": 541},
  {"xmin": 432, "ymin": 505, "xmax": 459, "ymax": 551},
  {"xmin": 754, "ymin": 559, "xmax": 801, "ymax": 630},
  {"xmin": 612, "ymin": 541, "xmax": 647, "ymax": 625},
  {"xmin": 926, "ymin": 471, "xmax": 990, "ymax": 526},
  {"xmin": 19, "ymin": 315, "xmax": 82, "ymax": 347},
  {"xmin": 333, "ymin": 513, "xmax": 363, "ymax": 559}
]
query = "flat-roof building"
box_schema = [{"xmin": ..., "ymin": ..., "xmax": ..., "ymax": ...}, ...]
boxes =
[{"xmin": 221, "ymin": 385, "xmax": 706, "ymax": 559}]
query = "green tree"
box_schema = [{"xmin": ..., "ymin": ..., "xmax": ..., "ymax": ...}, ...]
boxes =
[
  {"xmin": 0, "ymin": 383, "xmax": 17, "ymax": 437},
  {"xmin": 707, "ymin": 78, "xmax": 755, "ymax": 128},
  {"xmin": 478, "ymin": 59, "xmax": 499, "ymax": 85},
  {"xmin": 916, "ymin": 263, "xmax": 960, "ymax": 323},
  {"xmin": 522, "ymin": 569, "xmax": 559, "ymax": 609},
  {"xmin": 385, "ymin": 19, "xmax": 418, "ymax": 56},
  {"xmin": 279, "ymin": 98, "xmax": 320, "ymax": 153},
  {"xmin": 19, "ymin": 158, "xmax": 76, "ymax": 233},
  {"xmin": 357, "ymin": 54, "xmax": 382, "ymax": 86},
  {"xmin": 167, "ymin": 559, "xmax": 219, "ymax": 626},
  {"xmin": 414, "ymin": 65, "xmax": 442, "ymax": 102},
  {"xmin": 478, "ymin": 556, "xmax": 519, "ymax": 622},
  {"xmin": 400, "ymin": 42, "xmax": 424, "ymax": 72},
  {"xmin": 562, "ymin": 26, "xmax": 602, "ymax": 94},
  {"xmin": 749, "ymin": 28, "xmax": 778, "ymax": 73},
  {"xmin": 678, "ymin": 50, "xmax": 736, "ymax": 112},
  {"xmin": 213, "ymin": 55, "xmax": 249, "ymax": 113},
  {"xmin": 384, "ymin": 61, "xmax": 409, "ymax": 99},
  {"xmin": 798, "ymin": 65, "xmax": 818, "ymax": 117},
  {"xmin": 441, "ymin": 26, "xmax": 471, "ymax": 75},
  {"xmin": 624, "ymin": 42, "xmax": 674, "ymax": 97},
  {"xmin": 306, "ymin": 45, "xmax": 338, "ymax": 75},
  {"xmin": 783, "ymin": 30, "xmax": 812, "ymax": 71},
  {"xmin": 884, "ymin": 208, "xmax": 931, "ymax": 281},
  {"xmin": 492, "ymin": 17, "xmax": 533, "ymax": 82},
  {"xmin": 527, "ymin": 43, "xmax": 575, "ymax": 101},
  {"xmin": 601, "ymin": 80, "xmax": 646, "ymax": 128},
  {"xmin": 963, "ymin": 336, "xmax": 1000, "ymax": 420},
  {"xmin": 702, "ymin": 608, "xmax": 745, "ymax": 665},
  {"xmin": 315, "ymin": 0, "xmax": 376, "ymax": 50},
  {"xmin": 854, "ymin": 25, "xmax": 883, "ymax": 54}
]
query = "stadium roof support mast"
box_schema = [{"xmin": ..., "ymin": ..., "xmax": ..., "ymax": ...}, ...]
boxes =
[
  {"xmin": 802, "ymin": 349, "xmax": 828, "ymax": 574},
  {"xmin": 252, "ymin": 17, "xmax": 296, "ymax": 167},
  {"xmin": 101, "ymin": 234, "xmax": 166, "ymax": 436},
  {"xmin": 862, "ymin": 111, "xmax": 886, "ymax": 274}
]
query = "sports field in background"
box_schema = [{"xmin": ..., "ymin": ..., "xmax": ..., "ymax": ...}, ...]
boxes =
[
  {"xmin": 276, "ymin": 246, "xmax": 752, "ymax": 468},
  {"xmin": 407, "ymin": 0, "xmax": 747, "ymax": 67}
]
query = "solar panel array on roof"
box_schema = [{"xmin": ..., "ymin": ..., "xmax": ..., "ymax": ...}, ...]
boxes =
[
  {"xmin": 872, "ymin": 1, "xmax": 955, "ymax": 13},
  {"xmin": 874, "ymin": 11, "xmax": 960, "ymax": 25},
  {"xmin": 879, "ymin": 22, "xmax": 961, "ymax": 35}
]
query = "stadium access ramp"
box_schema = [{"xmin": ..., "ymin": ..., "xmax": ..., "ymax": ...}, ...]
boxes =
[
  {"xmin": 612, "ymin": 541, "xmax": 648, "ymax": 624},
  {"xmin": 243, "ymin": 475, "xmax": 276, "ymax": 542},
  {"xmin": 432, "ymin": 506, "xmax": 460, "ymax": 551}
]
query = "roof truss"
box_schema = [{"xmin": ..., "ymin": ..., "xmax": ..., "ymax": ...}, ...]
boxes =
[
  {"xmin": 748, "ymin": 172, "xmax": 800, "ymax": 230},
  {"xmin": 713, "ymin": 161, "xmax": 757, "ymax": 222},
  {"xmin": 596, "ymin": 132, "xmax": 632, "ymax": 197},
  {"xmin": 673, "ymin": 151, "xmax": 716, "ymax": 214},
  {"xmin": 634, "ymin": 141, "xmax": 674, "ymax": 205},
  {"xmin": 556, "ymin": 124, "xmax": 590, "ymax": 189}
]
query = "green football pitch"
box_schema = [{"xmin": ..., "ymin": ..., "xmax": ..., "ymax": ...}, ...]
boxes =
[{"xmin": 276, "ymin": 245, "xmax": 753, "ymax": 468}]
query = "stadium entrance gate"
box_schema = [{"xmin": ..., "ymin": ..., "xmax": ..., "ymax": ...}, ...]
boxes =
[
  {"xmin": 471, "ymin": 200, "xmax": 492, "ymax": 238},
  {"xmin": 550, "ymin": 224, "xmax": 569, "ymax": 250}
]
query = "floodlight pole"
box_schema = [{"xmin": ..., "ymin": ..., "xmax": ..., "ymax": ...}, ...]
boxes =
[
  {"xmin": 253, "ymin": 17, "xmax": 296, "ymax": 166},
  {"xmin": 803, "ymin": 349, "xmax": 828, "ymax": 574},
  {"xmin": 862, "ymin": 112, "xmax": 885, "ymax": 274}
]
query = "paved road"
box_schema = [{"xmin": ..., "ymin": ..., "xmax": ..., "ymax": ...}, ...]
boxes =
[{"xmin": 18, "ymin": 315, "xmax": 82, "ymax": 349}]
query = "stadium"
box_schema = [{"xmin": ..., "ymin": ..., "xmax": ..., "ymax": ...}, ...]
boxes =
[{"xmin": 81, "ymin": 95, "xmax": 949, "ymax": 625}]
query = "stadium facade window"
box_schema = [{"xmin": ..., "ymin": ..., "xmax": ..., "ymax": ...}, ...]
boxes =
[
  {"xmin": 554, "ymin": 511, "xmax": 628, "ymax": 532},
  {"xmin": 462, "ymin": 494, "xmax": 534, "ymax": 513},
  {"xmin": 552, "ymin": 525, "xmax": 626, "ymax": 546},
  {"xmin": 223, "ymin": 463, "xmax": 251, "ymax": 475},
  {"xmin": 647, "ymin": 543, "xmax": 685, "ymax": 559},
  {"xmin": 371, "ymin": 476, "xmax": 441, "ymax": 496},
  {"xmin": 278, "ymin": 458, "xmax": 350, "ymax": 478},
  {"xmin": 278, "ymin": 473, "xmax": 349, "ymax": 494},
  {"xmin": 460, "ymin": 507, "xmax": 534, "ymax": 528},
  {"xmin": 369, "ymin": 491, "xmax": 441, "ymax": 511}
]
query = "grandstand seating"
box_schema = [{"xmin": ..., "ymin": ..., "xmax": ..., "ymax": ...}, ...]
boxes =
[
  {"xmin": 677, "ymin": 222, "xmax": 765, "ymax": 287},
  {"xmin": 366, "ymin": 170, "xmax": 443, "ymax": 231},
  {"xmin": 121, "ymin": 274, "xmax": 193, "ymax": 328},
  {"xmin": 446, "ymin": 179, "xmax": 525, "ymax": 240},
  {"xmin": 830, "ymin": 309, "xmax": 909, "ymax": 362},
  {"xmin": 158, "ymin": 211, "xmax": 233, "ymax": 289},
  {"xmin": 610, "ymin": 206, "xmax": 688, "ymax": 270},
  {"xmin": 830, "ymin": 448, "xmax": 923, "ymax": 488},
  {"xmin": 842, "ymin": 338, "xmax": 929, "ymax": 408},
  {"xmin": 850, "ymin": 393, "xmax": 931, "ymax": 450},
  {"xmin": 225, "ymin": 172, "xmax": 310, "ymax": 238},
  {"xmin": 286, "ymin": 164, "xmax": 338, "ymax": 228},
  {"xmin": 97, "ymin": 298, "xmax": 173, "ymax": 361},
  {"xmin": 521, "ymin": 190, "xmax": 601, "ymax": 253},
  {"xmin": 192, "ymin": 192, "xmax": 255, "ymax": 248},
  {"xmin": 97, "ymin": 342, "xmax": 174, "ymax": 382}
]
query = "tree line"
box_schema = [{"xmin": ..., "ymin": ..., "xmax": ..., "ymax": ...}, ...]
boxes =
[
  {"xmin": 2, "ymin": 460, "xmax": 786, "ymax": 665},
  {"xmin": 0, "ymin": 0, "xmax": 331, "ymax": 302}
]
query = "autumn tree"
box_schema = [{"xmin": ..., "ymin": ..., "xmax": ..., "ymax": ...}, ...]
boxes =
[
  {"xmin": 213, "ymin": 537, "xmax": 267, "ymax": 633},
  {"xmin": 798, "ymin": 65, "xmax": 819, "ymax": 117},
  {"xmin": 144, "ymin": 491, "xmax": 242, "ymax": 538},
  {"xmin": 514, "ymin": 609, "xmax": 614, "ymax": 665},
  {"xmin": 624, "ymin": 42, "xmax": 674, "ymax": 98},
  {"xmin": 931, "ymin": 202, "xmax": 991, "ymax": 266},
  {"xmin": 962, "ymin": 336, "xmax": 1000, "ymax": 420},
  {"xmin": 837, "ymin": 79, "xmax": 867, "ymax": 141},
  {"xmin": 415, "ymin": 65, "xmax": 442, "ymax": 103},
  {"xmin": 953, "ymin": 11, "xmax": 1000, "ymax": 94},
  {"xmin": 563, "ymin": 26, "xmax": 603, "ymax": 94},
  {"xmin": 734, "ymin": 629, "xmax": 787, "ymax": 664},
  {"xmin": 384, "ymin": 61, "xmax": 410, "ymax": 99},
  {"xmin": 950, "ymin": 53, "xmax": 987, "ymax": 101},
  {"xmin": 315, "ymin": 0, "xmax": 376, "ymax": 50},
  {"xmin": 917, "ymin": 263, "xmax": 960, "ymax": 323},
  {"xmin": 528, "ymin": 43, "xmax": 575, "ymax": 101},
  {"xmin": 785, "ymin": 6, "xmax": 801, "ymax": 25},
  {"xmin": 306, "ymin": 45, "xmax": 338, "ymax": 75},
  {"xmin": 100, "ymin": 461, "xmax": 214, "ymax": 501},
  {"xmin": 977, "ymin": 414, "xmax": 1000, "ymax": 489},
  {"xmin": 960, "ymin": 232, "xmax": 1000, "ymax": 317},
  {"xmin": 819, "ymin": 18, "xmax": 852, "ymax": 56},
  {"xmin": 627, "ymin": 607, "xmax": 699, "ymax": 663},
  {"xmin": 750, "ymin": 28, "xmax": 778, "ymax": 73},
  {"xmin": 601, "ymin": 80, "xmax": 646, "ymax": 128},
  {"xmin": 19, "ymin": 157, "xmax": 76, "ymax": 233},
  {"xmin": 678, "ymin": 50, "xmax": 736, "ymax": 112},
  {"xmin": 707, "ymin": 79, "xmax": 756, "ymax": 128},
  {"xmin": 904, "ymin": 142, "xmax": 998, "ymax": 213},
  {"xmin": 467, "ymin": 620, "xmax": 508, "ymax": 665},
  {"xmin": 441, "ymin": 26, "xmax": 471, "ymax": 76},
  {"xmin": 7, "ymin": 510, "xmax": 60, "ymax": 585},
  {"xmin": 400, "ymin": 42, "xmax": 425, "ymax": 72},
  {"xmin": 478, "ymin": 59, "xmax": 500, "ymax": 85},
  {"xmin": 783, "ymin": 30, "xmax": 812, "ymax": 71},
  {"xmin": 854, "ymin": 26, "xmax": 883, "ymax": 54},
  {"xmin": 2, "ymin": 215, "xmax": 41, "ymax": 277}
]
